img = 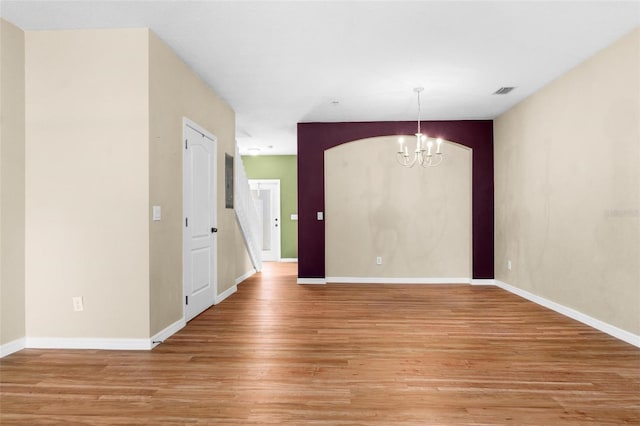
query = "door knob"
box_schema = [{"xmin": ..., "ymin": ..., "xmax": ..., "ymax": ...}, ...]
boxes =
[{"xmin": 211, "ymin": 227, "xmax": 218, "ymax": 233}]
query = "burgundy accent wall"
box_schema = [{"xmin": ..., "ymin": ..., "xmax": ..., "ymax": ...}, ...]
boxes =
[{"xmin": 297, "ymin": 121, "xmax": 494, "ymax": 280}]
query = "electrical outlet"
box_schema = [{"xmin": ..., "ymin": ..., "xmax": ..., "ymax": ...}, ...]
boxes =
[
  {"xmin": 72, "ymin": 296, "xmax": 84, "ymax": 312},
  {"xmin": 376, "ymin": 256, "xmax": 382, "ymax": 265},
  {"xmin": 507, "ymin": 260, "xmax": 512, "ymax": 271}
]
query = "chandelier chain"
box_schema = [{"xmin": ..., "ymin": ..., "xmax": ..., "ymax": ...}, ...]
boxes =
[{"xmin": 416, "ymin": 89, "xmax": 421, "ymax": 136}]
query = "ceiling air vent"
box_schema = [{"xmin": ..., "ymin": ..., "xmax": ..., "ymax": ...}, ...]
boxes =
[{"xmin": 494, "ymin": 87, "xmax": 516, "ymax": 95}]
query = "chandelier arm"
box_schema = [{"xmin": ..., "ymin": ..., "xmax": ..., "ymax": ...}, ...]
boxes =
[
  {"xmin": 420, "ymin": 153, "xmax": 444, "ymax": 168},
  {"xmin": 430, "ymin": 153, "xmax": 444, "ymax": 167},
  {"xmin": 396, "ymin": 152, "xmax": 417, "ymax": 167},
  {"xmin": 419, "ymin": 154, "xmax": 430, "ymax": 168}
]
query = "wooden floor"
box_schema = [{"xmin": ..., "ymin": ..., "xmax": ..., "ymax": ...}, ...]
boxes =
[{"xmin": 2, "ymin": 262, "xmax": 639, "ymax": 425}]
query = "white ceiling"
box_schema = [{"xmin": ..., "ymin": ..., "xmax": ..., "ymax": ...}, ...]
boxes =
[{"xmin": 2, "ymin": 1, "xmax": 639, "ymax": 155}]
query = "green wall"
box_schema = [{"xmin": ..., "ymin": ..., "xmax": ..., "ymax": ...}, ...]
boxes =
[{"xmin": 241, "ymin": 155, "xmax": 298, "ymax": 259}]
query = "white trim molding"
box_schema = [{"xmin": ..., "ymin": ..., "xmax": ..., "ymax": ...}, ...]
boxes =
[
  {"xmin": 297, "ymin": 278, "xmax": 326, "ymax": 285},
  {"xmin": 2, "ymin": 319, "xmax": 188, "ymax": 355},
  {"xmin": 0, "ymin": 337, "xmax": 26, "ymax": 358},
  {"xmin": 470, "ymin": 278, "xmax": 496, "ymax": 285},
  {"xmin": 151, "ymin": 318, "xmax": 186, "ymax": 348},
  {"xmin": 235, "ymin": 268, "xmax": 256, "ymax": 285},
  {"xmin": 326, "ymin": 277, "xmax": 471, "ymax": 284},
  {"xmin": 279, "ymin": 258, "xmax": 298, "ymax": 263},
  {"xmin": 215, "ymin": 285, "xmax": 237, "ymax": 304},
  {"xmin": 495, "ymin": 280, "xmax": 640, "ymax": 348},
  {"xmin": 25, "ymin": 337, "xmax": 154, "ymax": 351}
]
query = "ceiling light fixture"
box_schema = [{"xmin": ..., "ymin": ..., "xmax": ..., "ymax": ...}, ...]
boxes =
[
  {"xmin": 396, "ymin": 87, "xmax": 444, "ymax": 168},
  {"xmin": 247, "ymin": 147, "xmax": 261, "ymax": 156}
]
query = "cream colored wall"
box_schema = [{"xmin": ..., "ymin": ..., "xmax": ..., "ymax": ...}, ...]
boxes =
[
  {"xmin": 148, "ymin": 32, "xmax": 237, "ymax": 335},
  {"xmin": 0, "ymin": 19, "xmax": 26, "ymax": 345},
  {"xmin": 494, "ymin": 28, "xmax": 640, "ymax": 335},
  {"xmin": 25, "ymin": 29, "xmax": 150, "ymax": 338},
  {"xmin": 325, "ymin": 136, "xmax": 471, "ymax": 279}
]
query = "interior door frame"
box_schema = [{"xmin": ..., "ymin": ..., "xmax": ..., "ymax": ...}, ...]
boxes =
[
  {"xmin": 249, "ymin": 179, "xmax": 281, "ymax": 261},
  {"xmin": 182, "ymin": 117, "xmax": 217, "ymax": 322}
]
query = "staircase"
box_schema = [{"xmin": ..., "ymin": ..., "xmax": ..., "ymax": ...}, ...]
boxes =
[{"xmin": 234, "ymin": 145, "xmax": 262, "ymax": 272}]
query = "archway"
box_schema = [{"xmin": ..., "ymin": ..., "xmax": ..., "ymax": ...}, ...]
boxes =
[
  {"xmin": 297, "ymin": 120, "xmax": 493, "ymax": 281},
  {"xmin": 324, "ymin": 136, "xmax": 472, "ymax": 282}
]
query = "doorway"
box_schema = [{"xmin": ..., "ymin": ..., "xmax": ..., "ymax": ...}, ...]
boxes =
[
  {"xmin": 183, "ymin": 119, "xmax": 217, "ymax": 322},
  {"xmin": 248, "ymin": 179, "xmax": 281, "ymax": 261}
]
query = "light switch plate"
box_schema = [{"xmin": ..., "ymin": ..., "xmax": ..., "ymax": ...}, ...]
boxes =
[
  {"xmin": 317, "ymin": 211, "xmax": 324, "ymax": 221},
  {"xmin": 72, "ymin": 296, "xmax": 84, "ymax": 312},
  {"xmin": 291, "ymin": 214, "xmax": 298, "ymax": 221},
  {"xmin": 153, "ymin": 205, "xmax": 162, "ymax": 221}
]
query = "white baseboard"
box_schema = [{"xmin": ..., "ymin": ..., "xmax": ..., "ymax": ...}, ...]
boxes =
[
  {"xmin": 25, "ymin": 336, "xmax": 153, "ymax": 351},
  {"xmin": 326, "ymin": 276, "xmax": 471, "ymax": 284},
  {"xmin": 0, "ymin": 337, "xmax": 26, "ymax": 358},
  {"xmin": 495, "ymin": 280, "xmax": 640, "ymax": 348},
  {"xmin": 303, "ymin": 277, "xmax": 470, "ymax": 285},
  {"xmin": 215, "ymin": 285, "xmax": 237, "ymax": 304},
  {"xmin": 470, "ymin": 278, "xmax": 496, "ymax": 285},
  {"xmin": 235, "ymin": 268, "xmax": 256, "ymax": 285},
  {"xmin": 297, "ymin": 278, "xmax": 326, "ymax": 285},
  {"xmin": 279, "ymin": 258, "xmax": 298, "ymax": 263},
  {"xmin": 3, "ymin": 318, "xmax": 188, "ymax": 355},
  {"xmin": 150, "ymin": 318, "xmax": 186, "ymax": 348}
]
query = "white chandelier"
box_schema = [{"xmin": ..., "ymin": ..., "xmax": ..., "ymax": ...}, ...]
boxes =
[{"xmin": 396, "ymin": 87, "xmax": 444, "ymax": 168}]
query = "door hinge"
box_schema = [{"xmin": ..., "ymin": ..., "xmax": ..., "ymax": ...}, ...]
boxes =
[
  {"xmin": 185, "ymin": 139, "xmax": 188, "ymax": 149},
  {"xmin": 186, "ymin": 295, "xmax": 189, "ymax": 305},
  {"xmin": 185, "ymin": 217, "xmax": 188, "ymax": 227}
]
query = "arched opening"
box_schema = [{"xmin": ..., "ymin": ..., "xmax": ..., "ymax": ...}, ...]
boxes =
[
  {"xmin": 324, "ymin": 136, "xmax": 472, "ymax": 281},
  {"xmin": 296, "ymin": 120, "xmax": 493, "ymax": 282}
]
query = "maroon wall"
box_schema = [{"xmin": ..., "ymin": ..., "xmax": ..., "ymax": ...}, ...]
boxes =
[{"xmin": 297, "ymin": 120, "xmax": 494, "ymax": 280}]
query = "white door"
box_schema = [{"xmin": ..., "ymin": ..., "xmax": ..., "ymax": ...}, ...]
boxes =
[
  {"xmin": 248, "ymin": 179, "xmax": 280, "ymax": 261},
  {"xmin": 183, "ymin": 121, "xmax": 217, "ymax": 322}
]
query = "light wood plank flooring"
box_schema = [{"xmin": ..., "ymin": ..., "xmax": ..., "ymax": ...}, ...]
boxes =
[{"xmin": 2, "ymin": 262, "xmax": 639, "ymax": 425}]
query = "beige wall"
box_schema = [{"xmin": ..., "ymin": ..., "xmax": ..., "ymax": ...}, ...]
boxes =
[
  {"xmin": 149, "ymin": 32, "xmax": 237, "ymax": 335},
  {"xmin": 0, "ymin": 19, "xmax": 26, "ymax": 345},
  {"xmin": 325, "ymin": 136, "xmax": 471, "ymax": 279},
  {"xmin": 494, "ymin": 28, "xmax": 640, "ymax": 335},
  {"xmin": 2, "ymin": 24, "xmax": 242, "ymax": 344},
  {"xmin": 1, "ymin": 22, "xmax": 246, "ymax": 346},
  {"xmin": 25, "ymin": 29, "xmax": 150, "ymax": 338}
]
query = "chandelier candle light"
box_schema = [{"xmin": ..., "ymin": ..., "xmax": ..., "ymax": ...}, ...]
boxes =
[{"xmin": 396, "ymin": 87, "xmax": 444, "ymax": 168}]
